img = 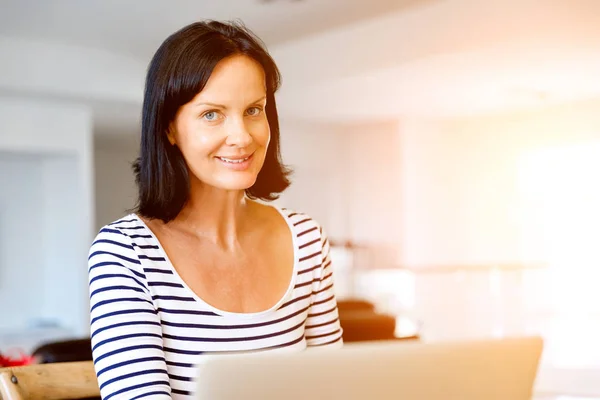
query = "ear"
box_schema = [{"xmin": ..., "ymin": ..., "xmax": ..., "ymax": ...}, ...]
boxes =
[{"xmin": 166, "ymin": 124, "xmax": 176, "ymax": 146}]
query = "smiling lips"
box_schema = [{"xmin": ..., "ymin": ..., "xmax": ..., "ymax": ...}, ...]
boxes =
[{"xmin": 215, "ymin": 153, "xmax": 254, "ymax": 170}]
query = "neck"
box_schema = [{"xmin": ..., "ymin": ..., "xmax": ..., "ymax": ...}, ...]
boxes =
[{"xmin": 173, "ymin": 178, "xmax": 252, "ymax": 250}]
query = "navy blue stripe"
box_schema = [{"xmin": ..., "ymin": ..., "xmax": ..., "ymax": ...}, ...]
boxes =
[
  {"xmin": 299, "ymin": 238, "xmax": 320, "ymax": 249},
  {"xmin": 168, "ymin": 373, "xmax": 193, "ymax": 382},
  {"xmin": 133, "ymin": 243, "xmax": 160, "ymax": 249},
  {"xmin": 148, "ymin": 282, "xmax": 184, "ymax": 288},
  {"xmin": 88, "ymin": 261, "xmax": 145, "ymax": 279},
  {"xmin": 323, "ymin": 259, "xmax": 332, "ymax": 269},
  {"xmin": 171, "ymin": 389, "xmax": 192, "ymax": 396},
  {"xmin": 281, "ymin": 287, "xmax": 335, "ymax": 310},
  {"xmin": 130, "ymin": 390, "xmax": 171, "ymax": 400},
  {"xmin": 152, "ymin": 295, "xmax": 195, "ymax": 302},
  {"xmin": 109, "ymin": 218, "xmax": 138, "ymax": 225},
  {"xmin": 294, "ymin": 278, "xmax": 320, "ymax": 289},
  {"xmin": 320, "ymin": 272, "xmax": 333, "ymax": 282},
  {"xmin": 94, "ymin": 344, "xmax": 163, "ymax": 364},
  {"xmin": 143, "ymin": 268, "xmax": 173, "ymax": 274},
  {"xmin": 96, "ymin": 356, "xmax": 165, "ymax": 378},
  {"xmin": 299, "ymin": 251, "xmax": 320, "ymax": 262},
  {"xmin": 298, "ymin": 227, "xmax": 318, "ymax": 237},
  {"xmin": 157, "ymin": 307, "xmax": 219, "ymax": 316},
  {"xmin": 311, "ymin": 336, "xmax": 342, "ymax": 347},
  {"xmin": 88, "ymin": 250, "xmax": 141, "ymax": 265},
  {"xmin": 129, "ymin": 234, "xmax": 153, "ymax": 239},
  {"xmin": 278, "ymin": 293, "xmax": 311, "ymax": 310},
  {"xmin": 161, "ymin": 305, "xmax": 310, "ymax": 330},
  {"xmin": 293, "ymin": 218, "xmax": 311, "ymax": 226},
  {"xmin": 92, "ymin": 332, "xmax": 162, "ymax": 352},
  {"xmin": 91, "ymin": 320, "xmax": 161, "ymax": 340},
  {"xmin": 89, "ymin": 273, "xmax": 145, "ymax": 289},
  {"xmin": 139, "ymin": 255, "xmax": 167, "ymax": 262},
  {"xmin": 306, "ymin": 328, "xmax": 341, "ymax": 340},
  {"xmin": 104, "ymin": 380, "xmax": 170, "ymax": 400},
  {"xmin": 99, "ymin": 228, "xmax": 125, "ymax": 235},
  {"xmin": 287, "ymin": 212, "xmax": 299, "ymax": 217},
  {"xmin": 90, "ymin": 297, "xmax": 152, "ymax": 313},
  {"xmin": 307, "ymin": 305, "xmax": 337, "ymax": 318},
  {"xmin": 91, "ymin": 308, "xmax": 157, "ymax": 325},
  {"xmin": 315, "ymin": 282, "xmax": 334, "ymax": 294},
  {"xmin": 90, "ymin": 285, "xmax": 146, "ymax": 300},
  {"xmin": 100, "ymin": 368, "xmax": 167, "ymax": 391},
  {"xmin": 256, "ymin": 333, "xmax": 305, "ymax": 351},
  {"xmin": 92, "ymin": 239, "xmax": 134, "ymax": 251},
  {"xmin": 305, "ymin": 317, "xmax": 339, "ymax": 330},
  {"xmin": 118, "ymin": 225, "xmax": 146, "ymax": 230},
  {"xmin": 166, "ymin": 360, "xmax": 194, "ymax": 368},
  {"xmin": 297, "ymin": 264, "xmax": 321, "ymax": 275},
  {"xmin": 163, "ymin": 347, "xmax": 205, "ymax": 356},
  {"xmin": 162, "ymin": 319, "xmax": 305, "ymax": 343},
  {"xmin": 313, "ymin": 294, "xmax": 335, "ymax": 306}
]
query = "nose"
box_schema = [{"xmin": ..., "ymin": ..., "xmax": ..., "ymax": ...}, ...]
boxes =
[{"xmin": 225, "ymin": 116, "xmax": 253, "ymax": 147}]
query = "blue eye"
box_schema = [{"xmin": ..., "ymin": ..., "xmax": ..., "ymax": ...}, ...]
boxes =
[
  {"xmin": 203, "ymin": 111, "xmax": 219, "ymax": 121},
  {"xmin": 246, "ymin": 107, "xmax": 262, "ymax": 116}
]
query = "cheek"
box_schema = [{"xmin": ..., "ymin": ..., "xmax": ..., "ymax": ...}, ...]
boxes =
[
  {"xmin": 180, "ymin": 130, "xmax": 222, "ymax": 157},
  {"xmin": 197, "ymin": 133, "xmax": 221, "ymax": 151},
  {"xmin": 257, "ymin": 122, "xmax": 271, "ymax": 148}
]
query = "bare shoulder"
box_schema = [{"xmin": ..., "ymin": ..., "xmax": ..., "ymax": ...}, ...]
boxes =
[
  {"xmin": 249, "ymin": 201, "xmax": 290, "ymax": 233},
  {"xmin": 138, "ymin": 215, "xmax": 169, "ymax": 239},
  {"xmin": 250, "ymin": 202, "xmax": 323, "ymax": 240}
]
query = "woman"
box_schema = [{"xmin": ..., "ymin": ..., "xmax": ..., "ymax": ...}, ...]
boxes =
[{"xmin": 88, "ymin": 20, "xmax": 343, "ymax": 399}]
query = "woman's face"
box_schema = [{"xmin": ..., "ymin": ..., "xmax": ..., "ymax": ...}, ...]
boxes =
[{"xmin": 168, "ymin": 54, "xmax": 270, "ymax": 193}]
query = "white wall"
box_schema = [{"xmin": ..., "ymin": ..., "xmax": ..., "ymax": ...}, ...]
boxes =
[
  {"xmin": 40, "ymin": 155, "xmax": 87, "ymax": 331},
  {"xmin": 0, "ymin": 154, "xmax": 45, "ymax": 331},
  {"xmin": 399, "ymin": 99, "xmax": 600, "ymax": 395},
  {"xmin": 342, "ymin": 121, "xmax": 401, "ymax": 248},
  {"xmin": 0, "ymin": 154, "xmax": 84, "ymax": 333},
  {"xmin": 0, "ymin": 96, "xmax": 93, "ymax": 346},
  {"xmin": 277, "ymin": 120, "xmax": 346, "ymax": 239},
  {"xmin": 0, "ymin": 36, "xmax": 144, "ymax": 104},
  {"xmin": 278, "ymin": 119, "xmax": 401, "ymax": 251},
  {"xmin": 0, "ymin": 96, "xmax": 92, "ymax": 154},
  {"xmin": 94, "ymin": 136, "xmax": 138, "ymax": 229},
  {"xmin": 399, "ymin": 98, "xmax": 600, "ymax": 268}
]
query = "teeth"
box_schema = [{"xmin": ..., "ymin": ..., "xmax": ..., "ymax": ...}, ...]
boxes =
[{"xmin": 219, "ymin": 156, "xmax": 249, "ymax": 163}]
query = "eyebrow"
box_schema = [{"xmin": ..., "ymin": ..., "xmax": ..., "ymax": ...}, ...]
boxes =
[{"xmin": 195, "ymin": 95, "xmax": 267, "ymax": 109}]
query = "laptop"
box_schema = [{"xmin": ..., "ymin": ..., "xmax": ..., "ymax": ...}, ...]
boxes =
[{"xmin": 195, "ymin": 336, "xmax": 543, "ymax": 400}]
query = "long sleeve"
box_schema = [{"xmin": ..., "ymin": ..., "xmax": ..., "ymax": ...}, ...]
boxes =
[
  {"xmin": 304, "ymin": 228, "xmax": 344, "ymax": 348},
  {"xmin": 88, "ymin": 226, "xmax": 171, "ymax": 400}
]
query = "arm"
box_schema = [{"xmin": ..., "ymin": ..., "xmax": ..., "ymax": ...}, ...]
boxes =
[
  {"xmin": 304, "ymin": 228, "xmax": 344, "ymax": 348},
  {"xmin": 88, "ymin": 227, "xmax": 171, "ymax": 400}
]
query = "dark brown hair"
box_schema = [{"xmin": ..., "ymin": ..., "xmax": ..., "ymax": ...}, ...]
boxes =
[{"xmin": 133, "ymin": 20, "xmax": 291, "ymax": 223}]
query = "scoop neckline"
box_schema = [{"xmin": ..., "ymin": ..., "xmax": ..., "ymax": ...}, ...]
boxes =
[{"xmin": 131, "ymin": 205, "xmax": 299, "ymax": 319}]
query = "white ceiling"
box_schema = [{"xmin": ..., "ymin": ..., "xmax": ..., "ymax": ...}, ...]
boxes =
[
  {"xmin": 281, "ymin": 41, "xmax": 600, "ymax": 120},
  {"xmin": 0, "ymin": 0, "xmax": 424, "ymax": 61},
  {"xmin": 270, "ymin": 0, "xmax": 600, "ymax": 120},
  {"xmin": 1, "ymin": 0, "xmax": 600, "ymax": 134}
]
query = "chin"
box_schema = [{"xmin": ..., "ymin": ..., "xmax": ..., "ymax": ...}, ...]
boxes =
[{"xmin": 215, "ymin": 174, "xmax": 258, "ymax": 191}]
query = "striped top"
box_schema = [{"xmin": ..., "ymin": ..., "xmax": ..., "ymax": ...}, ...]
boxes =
[{"xmin": 88, "ymin": 208, "xmax": 343, "ymax": 400}]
